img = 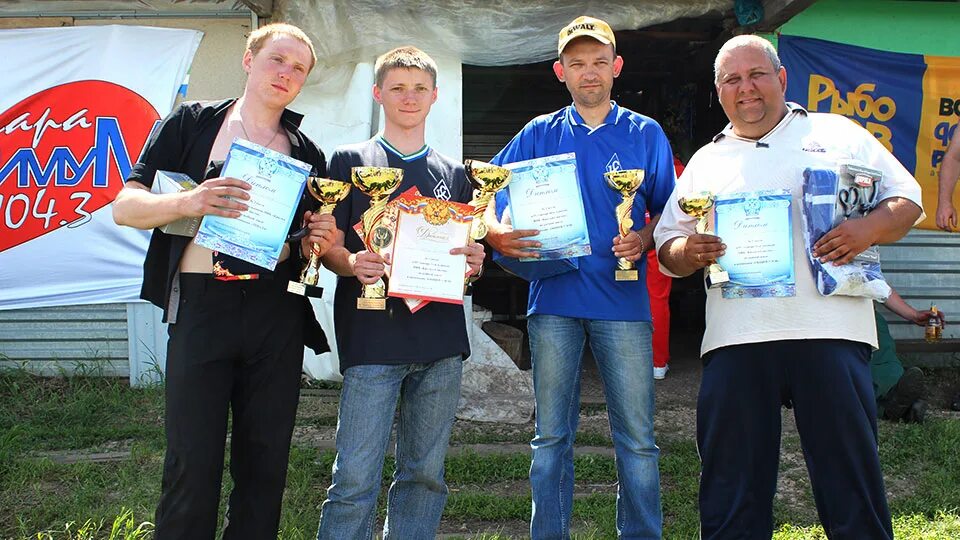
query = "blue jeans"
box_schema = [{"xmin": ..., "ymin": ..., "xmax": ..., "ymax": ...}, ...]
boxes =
[
  {"xmin": 527, "ymin": 315, "xmax": 661, "ymax": 540},
  {"xmin": 316, "ymin": 356, "xmax": 462, "ymax": 540}
]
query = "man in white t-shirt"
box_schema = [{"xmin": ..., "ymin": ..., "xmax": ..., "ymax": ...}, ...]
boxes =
[{"xmin": 654, "ymin": 35, "xmax": 922, "ymax": 539}]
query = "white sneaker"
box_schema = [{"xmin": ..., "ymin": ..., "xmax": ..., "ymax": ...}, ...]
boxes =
[{"xmin": 653, "ymin": 365, "xmax": 669, "ymax": 380}]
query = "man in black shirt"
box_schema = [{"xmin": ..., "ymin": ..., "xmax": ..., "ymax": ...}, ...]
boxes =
[
  {"xmin": 113, "ymin": 23, "xmax": 335, "ymax": 540},
  {"xmin": 317, "ymin": 46, "xmax": 484, "ymax": 539}
]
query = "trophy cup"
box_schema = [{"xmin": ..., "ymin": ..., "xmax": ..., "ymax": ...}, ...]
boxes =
[
  {"xmin": 678, "ymin": 191, "xmax": 729, "ymax": 289},
  {"xmin": 464, "ymin": 159, "xmax": 512, "ymax": 240},
  {"xmin": 287, "ymin": 177, "xmax": 352, "ymax": 297},
  {"xmin": 604, "ymin": 169, "xmax": 645, "ymax": 281},
  {"xmin": 351, "ymin": 166, "xmax": 404, "ymax": 310}
]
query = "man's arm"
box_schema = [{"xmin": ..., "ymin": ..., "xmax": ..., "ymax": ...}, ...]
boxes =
[
  {"xmin": 481, "ymin": 200, "xmax": 541, "ymax": 258},
  {"xmin": 937, "ymin": 133, "xmax": 960, "ymax": 231},
  {"xmin": 882, "ymin": 288, "xmax": 943, "ymax": 327},
  {"xmin": 813, "ymin": 196, "xmax": 922, "ymax": 265},
  {"xmin": 612, "ymin": 214, "xmax": 660, "ymax": 261},
  {"xmin": 320, "ymin": 230, "xmax": 385, "ymax": 284},
  {"xmin": 112, "ymin": 178, "xmax": 251, "ymax": 230},
  {"xmin": 657, "ymin": 233, "xmax": 725, "ymax": 278}
]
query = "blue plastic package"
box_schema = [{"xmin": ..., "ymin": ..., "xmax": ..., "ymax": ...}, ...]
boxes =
[{"xmin": 801, "ymin": 165, "xmax": 891, "ymax": 301}]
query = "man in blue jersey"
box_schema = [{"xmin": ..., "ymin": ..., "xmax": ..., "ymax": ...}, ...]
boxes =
[
  {"xmin": 484, "ymin": 16, "xmax": 676, "ymax": 539},
  {"xmin": 317, "ymin": 46, "xmax": 485, "ymax": 540}
]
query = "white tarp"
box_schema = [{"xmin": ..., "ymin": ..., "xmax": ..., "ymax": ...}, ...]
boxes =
[
  {"xmin": 278, "ymin": 0, "xmax": 730, "ymax": 68},
  {"xmin": 284, "ymin": 0, "xmax": 729, "ymax": 168},
  {"xmin": 0, "ymin": 25, "xmax": 202, "ymax": 310}
]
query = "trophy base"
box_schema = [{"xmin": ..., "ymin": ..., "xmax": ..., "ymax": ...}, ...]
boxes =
[
  {"xmin": 287, "ymin": 281, "xmax": 324, "ymax": 297},
  {"xmin": 615, "ymin": 269, "xmax": 639, "ymax": 281},
  {"xmin": 705, "ymin": 270, "xmax": 730, "ymax": 289},
  {"xmin": 357, "ymin": 297, "xmax": 387, "ymax": 310}
]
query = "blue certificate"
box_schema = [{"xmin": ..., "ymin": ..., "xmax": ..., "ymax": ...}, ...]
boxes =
[
  {"xmin": 194, "ymin": 138, "xmax": 309, "ymax": 270},
  {"xmin": 715, "ymin": 189, "xmax": 795, "ymax": 298},
  {"xmin": 503, "ymin": 153, "xmax": 591, "ymax": 261}
]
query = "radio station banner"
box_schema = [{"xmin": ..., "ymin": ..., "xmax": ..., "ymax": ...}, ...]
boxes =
[
  {"xmin": 0, "ymin": 25, "xmax": 201, "ymax": 310},
  {"xmin": 779, "ymin": 34, "xmax": 960, "ymax": 230}
]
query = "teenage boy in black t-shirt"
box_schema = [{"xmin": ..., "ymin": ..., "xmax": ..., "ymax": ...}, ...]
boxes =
[
  {"xmin": 113, "ymin": 24, "xmax": 336, "ymax": 540},
  {"xmin": 317, "ymin": 46, "xmax": 484, "ymax": 539}
]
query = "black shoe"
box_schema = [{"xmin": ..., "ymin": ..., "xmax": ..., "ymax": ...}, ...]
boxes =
[
  {"xmin": 903, "ymin": 399, "xmax": 927, "ymax": 423},
  {"xmin": 880, "ymin": 367, "xmax": 925, "ymax": 421},
  {"xmin": 951, "ymin": 392, "xmax": 960, "ymax": 412}
]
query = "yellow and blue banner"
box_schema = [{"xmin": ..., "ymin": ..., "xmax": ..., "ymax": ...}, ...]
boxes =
[{"xmin": 779, "ymin": 35, "xmax": 960, "ymax": 230}]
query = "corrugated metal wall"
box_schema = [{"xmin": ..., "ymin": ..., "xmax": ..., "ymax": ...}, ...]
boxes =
[
  {"xmin": 880, "ymin": 229, "xmax": 960, "ymax": 366},
  {"xmin": 0, "ymin": 304, "xmax": 129, "ymax": 376}
]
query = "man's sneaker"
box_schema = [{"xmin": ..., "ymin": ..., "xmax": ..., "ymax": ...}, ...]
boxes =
[
  {"xmin": 950, "ymin": 391, "xmax": 960, "ymax": 412},
  {"xmin": 880, "ymin": 366, "xmax": 925, "ymax": 422},
  {"xmin": 653, "ymin": 365, "xmax": 669, "ymax": 380}
]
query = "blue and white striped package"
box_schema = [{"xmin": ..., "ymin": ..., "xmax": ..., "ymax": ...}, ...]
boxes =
[{"xmin": 801, "ymin": 166, "xmax": 891, "ymax": 301}]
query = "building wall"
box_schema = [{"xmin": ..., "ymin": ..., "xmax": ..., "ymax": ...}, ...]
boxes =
[
  {"xmin": 778, "ymin": 0, "xmax": 960, "ymax": 56},
  {"xmin": 77, "ymin": 17, "xmax": 250, "ymax": 101}
]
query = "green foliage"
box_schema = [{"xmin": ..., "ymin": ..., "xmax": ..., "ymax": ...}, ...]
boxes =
[{"xmin": 29, "ymin": 508, "xmax": 152, "ymax": 540}]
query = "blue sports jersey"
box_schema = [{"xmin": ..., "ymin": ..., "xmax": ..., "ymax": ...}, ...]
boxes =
[{"xmin": 491, "ymin": 102, "xmax": 676, "ymax": 321}]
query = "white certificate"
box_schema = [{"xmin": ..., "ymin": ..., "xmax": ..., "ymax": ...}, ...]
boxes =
[
  {"xmin": 715, "ymin": 189, "xmax": 795, "ymax": 298},
  {"xmin": 194, "ymin": 138, "xmax": 310, "ymax": 270},
  {"xmin": 503, "ymin": 152, "xmax": 591, "ymax": 261},
  {"xmin": 387, "ymin": 197, "xmax": 473, "ymax": 304}
]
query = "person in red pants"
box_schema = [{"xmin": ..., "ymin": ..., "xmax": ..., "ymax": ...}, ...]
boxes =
[{"xmin": 647, "ymin": 156, "xmax": 683, "ymax": 379}]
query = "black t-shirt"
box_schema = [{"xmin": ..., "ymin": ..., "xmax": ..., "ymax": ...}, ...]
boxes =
[
  {"xmin": 330, "ymin": 137, "xmax": 472, "ymax": 372},
  {"xmin": 125, "ymin": 99, "xmax": 328, "ymax": 352}
]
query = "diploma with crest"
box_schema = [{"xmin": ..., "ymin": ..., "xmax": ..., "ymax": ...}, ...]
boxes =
[
  {"xmin": 491, "ymin": 153, "xmax": 588, "ymax": 281},
  {"xmin": 503, "ymin": 152, "xmax": 591, "ymax": 260},
  {"xmin": 714, "ymin": 189, "xmax": 795, "ymax": 298},
  {"xmin": 194, "ymin": 138, "xmax": 310, "ymax": 270},
  {"xmin": 387, "ymin": 196, "xmax": 475, "ymax": 304}
]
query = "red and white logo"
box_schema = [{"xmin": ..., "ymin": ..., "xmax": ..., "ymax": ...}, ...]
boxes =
[{"xmin": 0, "ymin": 80, "xmax": 159, "ymax": 253}]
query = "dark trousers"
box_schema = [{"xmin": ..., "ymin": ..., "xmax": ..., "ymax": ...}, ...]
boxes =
[
  {"xmin": 154, "ymin": 274, "xmax": 305, "ymax": 540},
  {"xmin": 697, "ymin": 339, "xmax": 893, "ymax": 540}
]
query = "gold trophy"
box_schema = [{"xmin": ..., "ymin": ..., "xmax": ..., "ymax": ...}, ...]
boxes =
[
  {"xmin": 604, "ymin": 169, "xmax": 645, "ymax": 281},
  {"xmin": 351, "ymin": 166, "xmax": 404, "ymax": 310},
  {"xmin": 678, "ymin": 191, "xmax": 729, "ymax": 289},
  {"xmin": 464, "ymin": 159, "xmax": 512, "ymax": 240},
  {"xmin": 287, "ymin": 177, "xmax": 351, "ymax": 297}
]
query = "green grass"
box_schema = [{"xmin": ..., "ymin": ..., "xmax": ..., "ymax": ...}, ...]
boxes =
[
  {"xmin": 880, "ymin": 418, "xmax": 960, "ymax": 515},
  {"xmin": 2, "ymin": 370, "xmax": 960, "ymax": 539},
  {"xmin": 0, "ymin": 371, "xmax": 164, "ymax": 452},
  {"xmin": 770, "ymin": 513, "xmax": 960, "ymax": 539}
]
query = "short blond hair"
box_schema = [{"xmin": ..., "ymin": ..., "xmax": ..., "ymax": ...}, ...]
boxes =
[
  {"xmin": 246, "ymin": 23, "xmax": 317, "ymax": 72},
  {"xmin": 374, "ymin": 46, "xmax": 438, "ymax": 88}
]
